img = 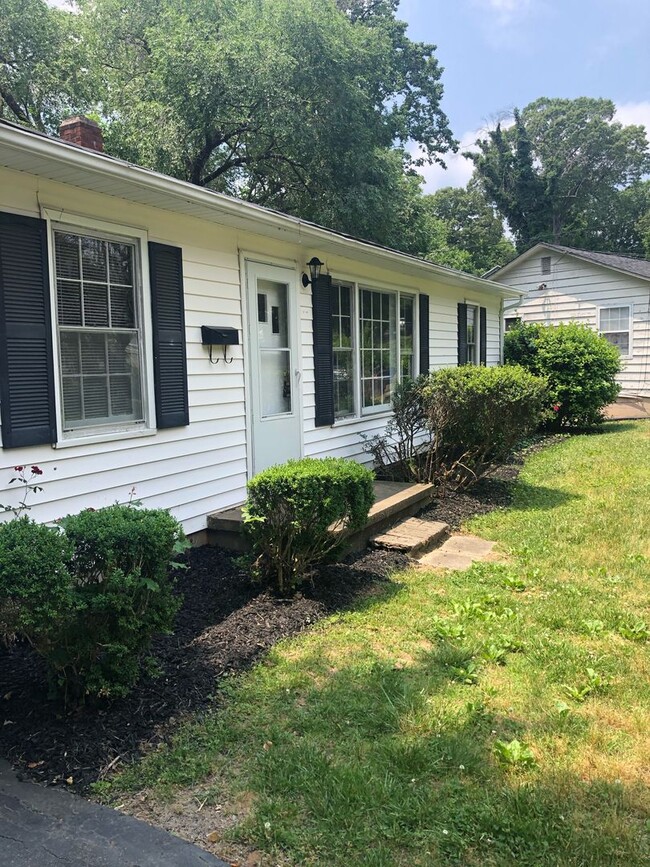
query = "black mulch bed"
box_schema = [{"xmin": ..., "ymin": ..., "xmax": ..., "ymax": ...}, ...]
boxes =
[
  {"xmin": 0, "ymin": 434, "xmax": 563, "ymax": 795},
  {"xmin": 0, "ymin": 546, "xmax": 409, "ymax": 795}
]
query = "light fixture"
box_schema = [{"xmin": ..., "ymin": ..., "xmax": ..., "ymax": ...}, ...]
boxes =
[{"xmin": 301, "ymin": 256, "xmax": 324, "ymax": 288}]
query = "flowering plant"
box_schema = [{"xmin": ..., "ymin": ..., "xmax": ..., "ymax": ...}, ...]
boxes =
[{"xmin": 1, "ymin": 465, "xmax": 45, "ymax": 518}]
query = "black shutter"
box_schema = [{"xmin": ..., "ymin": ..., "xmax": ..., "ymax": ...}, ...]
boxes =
[
  {"xmin": 457, "ymin": 302, "xmax": 468, "ymax": 366},
  {"xmin": 418, "ymin": 293, "xmax": 430, "ymax": 376},
  {"xmin": 312, "ymin": 274, "xmax": 334, "ymax": 427},
  {"xmin": 0, "ymin": 212, "xmax": 56, "ymax": 448},
  {"xmin": 479, "ymin": 306, "xmax": 487, "ymax": 366},
  {"xmin": 149, "ymin": 242, "xmax": 189, "ymax": 428}
]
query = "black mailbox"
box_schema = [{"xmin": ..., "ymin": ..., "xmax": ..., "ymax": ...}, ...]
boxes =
[{"xmin": 201, "ymin": 326, "xmax": 239, "ymax": 346}]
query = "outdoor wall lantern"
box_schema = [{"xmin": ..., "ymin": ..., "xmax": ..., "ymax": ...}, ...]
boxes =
[
  {"xmin": 201, "ymin": 325, "xmax": 239, "ymax": 364},
  {"xmin": 301, "ymin": 256, "xmax": 324, "ymax": 288}
]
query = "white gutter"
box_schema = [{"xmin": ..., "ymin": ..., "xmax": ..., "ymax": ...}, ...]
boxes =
[{"xmin": 0, "ymin": 121, "xmax": 520, "ymax": 299}]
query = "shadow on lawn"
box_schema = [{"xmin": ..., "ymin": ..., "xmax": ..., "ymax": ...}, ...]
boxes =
[
  {"xmin": 243, "ymin": 647, "xmax": 647, "ymax": 866},
  {"xmin": 507, "ymin": 479, "xmax": 581, "ymax": 513}
]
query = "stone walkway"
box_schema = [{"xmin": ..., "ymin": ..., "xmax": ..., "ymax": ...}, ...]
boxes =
[
  {"xmin": 0, "ymin": 761, "xmax": 228, "ymax": 867},
  {"xmin": 417, "ymin": 533, "xmax": 498, "ymax": 570}
]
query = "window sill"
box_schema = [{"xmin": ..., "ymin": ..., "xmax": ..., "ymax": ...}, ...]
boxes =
[
  {"xmin": 53, "ymin": 426, "xmax": 158, "ymax": 449},
  {"xmin": 331, "ymin": 409, "xmax": 393, "ymax": 428}
]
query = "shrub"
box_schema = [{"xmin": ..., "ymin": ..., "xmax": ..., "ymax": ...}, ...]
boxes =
[
  {"xmin": 422, "ymin": 365, "xmax": 548, "ymax": 490},
  {"xmin": 243, "ymin": 458, "xmax": 375, "ymax": 595},
  {"xmin": 51, "ymin": 506, "xmax": 187, "ymax": 699},
  {"xmin": 504, "ymin": 322, "xmax": 621, "ymax": 428},
  {"xmin": 361, "ymin": 376, "xmax": 431, "ymax": 482},
  {"xmin": 0, "ymin": 517, "xmax": 73, "ymax": 644},
  {"xmin": 0, "ymin": 503, "xmax": 187, "ymax": 702}
]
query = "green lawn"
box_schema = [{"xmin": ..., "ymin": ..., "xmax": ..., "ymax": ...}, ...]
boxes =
[{"xmin": 108, "ymin": 422, "xmax": 650, "ymax": 866}]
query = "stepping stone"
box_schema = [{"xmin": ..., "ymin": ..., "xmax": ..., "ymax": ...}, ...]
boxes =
[
  {"xmin": 417, "ymin": 533, "xmax": 497, "ymax": 571},
  {"xmin": 371, "ymin": 518, "xmax": 449, "ymax": 556}
]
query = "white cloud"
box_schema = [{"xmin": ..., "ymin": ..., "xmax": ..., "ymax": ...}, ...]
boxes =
[
  {"xmin": 413, "ymin": 116, "xmax": 515, "ymax": 192},
  {"xmin": 614, "ymin": 101, "xmax": 650, "ymax": 135},
  {"xmin": 470, "ymin": 0, "xmax": 535, "ymax": 26},
  {"xmin": 413, "ymin": 131, "xmax": 478, "ymax": 192}
]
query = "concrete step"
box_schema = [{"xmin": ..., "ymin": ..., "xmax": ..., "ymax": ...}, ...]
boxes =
[
  {"xmin": 371, "ymin": 517, "xmax": 449, "ymax": 556},
  {"xmin": 206, "ymin": 480, "xmax": 435, "ymax": 553}
]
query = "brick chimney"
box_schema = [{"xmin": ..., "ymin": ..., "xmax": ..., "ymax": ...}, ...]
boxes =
[{"xmin": 58, "ymin": 115, "xmax": 104, "ymax": 152}]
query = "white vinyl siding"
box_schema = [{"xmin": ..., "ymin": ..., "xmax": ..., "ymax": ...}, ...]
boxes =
[
  {"xmin": 499, "ymin": 247, "xmax": 650, "ymax": 398},
  {"xmin": 0, "ymin": 163, "xmax": 507, "ymax": 533}
]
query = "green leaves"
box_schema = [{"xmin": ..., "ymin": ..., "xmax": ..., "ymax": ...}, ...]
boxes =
[
  {"xmin": 493, "ymin": 738, "xmax": 537, "ymax": 768},
  {"xmin": 504, "ymin": 322, "xmax": 621, "ymax": 429},
  {"xmin": 469, "ymin": 97, "xmax": 650, "ymax": 253}
]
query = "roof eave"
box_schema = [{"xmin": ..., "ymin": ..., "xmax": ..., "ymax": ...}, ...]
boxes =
[{"xmin": 0, "ymin": 121, "xmax": 519, "ymax": 299}]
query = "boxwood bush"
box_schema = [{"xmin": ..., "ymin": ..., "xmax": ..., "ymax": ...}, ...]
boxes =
[
  {"xmin": 0, "ymin": 517, "xmax": 73, "ymax": 644},
  {"xmin": 0, "ymin": 505, "xmax": 187, "ymax": 702},
  {"xmin": 422, "ymin": 365, "xmax": 548, "ymax": 489},
  {"xmin": 504, "ymin": 322, "xmax": 621, "ymax": 428},
  {"xmin": 243, "ymin": 458, "xmax": 375, "ymax": 595}
]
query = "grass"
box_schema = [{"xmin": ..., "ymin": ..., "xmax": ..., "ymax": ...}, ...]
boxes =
[{"xmin": 106, "ymin": 421, "xmax": 650, "ymax": 866}]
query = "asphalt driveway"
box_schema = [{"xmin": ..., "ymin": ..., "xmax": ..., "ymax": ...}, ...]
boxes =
[{"xmin": 0, "ymin": 761, "xmax": 228, "ymax": 867}]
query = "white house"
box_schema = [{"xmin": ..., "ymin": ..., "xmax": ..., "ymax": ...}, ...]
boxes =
[
  {"xmin": 0, "ymin": 117, "xmax": 519, "ymax": 539},
  {"xmin": 494, "ymin": 243, "xmax": 650, "ymax": 401}
]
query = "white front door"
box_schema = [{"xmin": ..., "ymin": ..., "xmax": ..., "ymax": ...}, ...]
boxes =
[{"xmin": 246, "ymin": 261, "xmax": 302, "ymax": 474}]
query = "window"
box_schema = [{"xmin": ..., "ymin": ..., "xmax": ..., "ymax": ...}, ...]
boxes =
[
  {"xmin": 360, "ymin": 288, "xmax": 397, "ymax": 411},
  {"xmin": 400, "ymin": 295, "xmax": 415, "ymax": 379},
  {"xmin": 329, "ymin": 282, "xmax": 417, "ymax": 419},
  {"xmin": 332, "ymin": 282, "xmax": 354, "ymax": 419},
  {"xmin": 599, "ymin": 305, "xmax": 631, "ymax": 356},
  {"xmin": 52, "ymin": 226, "xmax": 147, "ymax": 435},
  {"xmin": 504, "ymin": 316, "xmax": 521, "ymax": 331},
  {"xmin": 466, "ymin": 304, "xmax": 478, "ymax": 364},
  {"xmin": 541, "ymin": 256, "xmax": 551, "ymax": 275}
]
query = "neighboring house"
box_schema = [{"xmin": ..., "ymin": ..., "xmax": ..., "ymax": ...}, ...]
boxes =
[
  {"xmin": 493, "ymin": 243, "xmax": 650, "ymax": 400},
  {"xmin": 0, "ymin": 117, "xmax": 519, "ymax": 539}
]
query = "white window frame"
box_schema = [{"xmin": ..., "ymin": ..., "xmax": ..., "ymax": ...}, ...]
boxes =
[
  {"xmin": 598, "ymin": 304, "xmax": 632, "ymax": 359},
  {"xmin": 330, "ymin": 277, "xmax": 419, "ymax": 423},
  {"xmin": 43, "ymin": 210, "xmax": 157, "ymax": 447}
]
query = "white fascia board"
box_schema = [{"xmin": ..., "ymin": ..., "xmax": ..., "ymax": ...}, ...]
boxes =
[{"xmin": 0, "ymin": 122, "xmax": 520, "ymax": 299}]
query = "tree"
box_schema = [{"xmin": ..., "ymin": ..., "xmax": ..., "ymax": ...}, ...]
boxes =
[
  {"xmin": 422, "ymin": 184, "xmax": 515, "ymax": 274},
  {"xmin": 0, "ymin": 0, "xmax": 90, "ymax": 131},
  {"xmin": 469, "ymin": 98, "xmax": 650, "ymax": 253},
  {"xmin": 58, "ymin": 0, "xmax": 452, "ymax": 249}
]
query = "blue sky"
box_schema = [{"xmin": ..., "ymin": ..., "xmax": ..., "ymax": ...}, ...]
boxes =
[{"xmin": 400, "ymin": 0, "xmax": 650, "ymax": 190}]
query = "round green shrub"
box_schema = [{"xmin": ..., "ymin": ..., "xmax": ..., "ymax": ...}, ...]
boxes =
[
  {"xmin": 54, "ymin": 505, "xmax": 187, "ymax": 699},
  {"xmin": 504, "ymin": 322, "xmax": 621, "ymax": 428},
  {"xmin": 0, "ymin": 517, "xmax": 73, "ymax": 642},
  {"xmin": 422, "ymin": 364, "xmax": 548, "ymax": 489},
  {"xmin": 243, "ymin": 457, "xmax": 375, "ymax": 595}
]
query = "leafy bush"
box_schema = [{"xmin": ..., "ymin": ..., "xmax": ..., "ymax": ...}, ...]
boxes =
[
  {"xmin": 504, "ymin": 322, "xmax": 620, "ymax": 428},
  {"xmin": 422, "ymin": 365, "xmax": 548, "ymax": 490},
  {"xmin": 0, "ymin": 504, "xmax": 186, "ymax": 702},
  {"xmin": 0, "ymin": 517, "xmax": 73, "ymax": 643},
  {"xmin": 52, "ymin": 506, "xmax": 187, "ymax": 699},
  {"xmin": 361, "ymin": 376, "xmax": 431, "ymax": 482},
  {"xmin": 243, "ymin": 458, "xmax": 375, "ymax": 595}
]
